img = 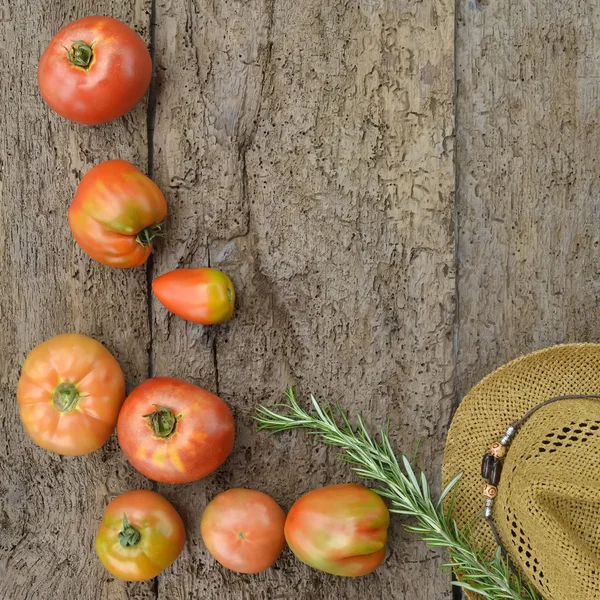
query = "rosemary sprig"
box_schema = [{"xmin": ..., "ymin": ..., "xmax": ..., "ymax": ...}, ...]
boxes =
[{"xmin": 254, "ymin": 389, "xmax": 541, "ymax": 600}]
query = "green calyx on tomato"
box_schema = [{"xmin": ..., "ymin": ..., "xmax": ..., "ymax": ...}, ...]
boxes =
[
  {"xmin": 118, "ymin": 513, "xmax": 142, "ymax": 548},
  {"xmin": 52, "ymin": 382, "xmax": 80, "ymax": 413},
  {"xmin": 65, "ymin": 40, "xmax": 94, "ymax": 68},
  {"xmin": 143, "ymin": 404, "xmax": 181, "ymax": 438},
  {"xmin": 136, "ymin": 222, "xmax": 165, "ymax": 247}
]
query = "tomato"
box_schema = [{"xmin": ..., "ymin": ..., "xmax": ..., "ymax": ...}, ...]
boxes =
[
  {"xmin": 117, "ymin": 377, "xmax": 235, "ymax": 483},
  {"xmin": 284, "ymin": 483, "xmax": 390, "ymax": 577},
  {"xmin": 68, "ymin": 160, "xmax": 167, "ymax": 268},
  {"xmin": 17, "ymin": 333, "xmax": 125, "ymax": 455},
  {"xmin": 152, "ymin": 268, "xmax": 235, "ymax": 325},
  {"xmin": 95, "ymin": 490, "xmax": 185, "ymax": 581},
  {"xmin": 38, "ymin": 16, "xmax": 152, "ymax": 125},
  {"xmin": 200, "ymin": 489, "xmax": 286, "ymax": 573}
]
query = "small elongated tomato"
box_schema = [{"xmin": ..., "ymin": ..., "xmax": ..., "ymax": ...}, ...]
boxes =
[
  {"xmin": 153, "ymin": 268, "xmax": 235, "ymax": 325},
  {"xmin": 201, "ymin": 489, "xmax": 286, "ymax": 573},
  {"xmin": 68, "ymin": 160, "xmax": 167, "ymax": 268},
  {"xmin": 95, "ymin": 490, "xmax": 185, "ymax": 581},
  {"xmin": 38, "ymin": 16, "xmax": 152, "ymax": 124},
  {"xmin": 117, "ymin": 377, "xmax": 235, "ymax": 484},
  {"xmin": 17, "ymin": 333, "xmax": 125, "ymax": 455},
  {"xmin": 285, "ymin": 483, "xmax": 390, "ymax": 577}
]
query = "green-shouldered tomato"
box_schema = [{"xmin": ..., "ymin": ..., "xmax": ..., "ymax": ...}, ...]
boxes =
[
  {"xmin": 284, "ymin": 483, "xmax": 390, "ymax": 577},
  {"xmin": 152, "ymin": 268, "xmax": 235, "ymax": 325},
  {"xmin": 95, "ymin": 490, "xmax": 185, "ymax": 581},
  {"xmin": 68, "ymin": 160, "xmax": 167, "ymax": 268}
]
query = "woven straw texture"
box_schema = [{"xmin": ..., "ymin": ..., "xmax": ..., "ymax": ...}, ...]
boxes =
[{"xmin": 442, "ymin": 344, "xmax": 600, "ymax": 600}]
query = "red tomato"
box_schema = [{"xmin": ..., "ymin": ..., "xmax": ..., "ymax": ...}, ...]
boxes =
[
  {"xmin": 117, "ymin": 377, "xmax": 235, "ymax": 484},
  {"xmin": 201, "ymin": 489, "xmax": 286, "ymax": 573},
  {"xmin": 285, "ymin": 483, "xmax": 390, "ymax": 576},
  {"xmin": 152, "ymin": 268, "xmax": 235, "ymax": 325},
  {"xmin": 17, "ymin": 333, "xmax": 125, "ymax": 455},
  {"xmin": 95, "ymin": 490, "xmax": 185, "ymax": 581},
  {"xmin": 68, "ymin": 160, "xmax": 167, "ymax": 268},
  {"xmin": 38, "ymin": 16, "xmax": 152, "ymax": 125}
]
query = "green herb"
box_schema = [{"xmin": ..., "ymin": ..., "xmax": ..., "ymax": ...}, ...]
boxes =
[{"xmin": 254, "ymin": 389, "xmax": 541, "ymax": 600}]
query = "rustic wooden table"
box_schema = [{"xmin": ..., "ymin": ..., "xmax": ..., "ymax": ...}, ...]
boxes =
[{"xmin": 1, "ymin": 0, "xmax": 598, "ymax": 598}]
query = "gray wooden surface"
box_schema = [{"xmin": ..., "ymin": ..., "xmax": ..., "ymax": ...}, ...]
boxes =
[
  {"xmin": 456, "ymin": 0, "xmax": 600, "ymax": 397},
  {"xmin": 0, "ymin": 0, "xmax": 596, "ymax": 598}
]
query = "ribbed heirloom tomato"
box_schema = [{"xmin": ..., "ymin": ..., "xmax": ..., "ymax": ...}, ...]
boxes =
[
  {"xmin": 152, "ymin": 268, "xmax": 235, "ymax": 325},
  {"xmin": 17, "ymin": 333, "xmax": 125, "ymax": 455},
  {"xmin": 69, "ymin": 160, "xmax": 167, "ymax": 268},
  {"xmin": 285, "ymin": 483, "xmax": 390, "ymax": 577},
  {"xmin": 117, "ymin": 377, "xmax": 235, "ymax": 483},
  {"xmin": 201, "ymin": 489, "xmax": 286, "ymax": 573},
  {"xmin": 38, "ymin": 16, "xmax": 152, "ymax": 124},
  {"xmin": 95, "ymin": 490, "xmax": 185, "ymax": 581}
]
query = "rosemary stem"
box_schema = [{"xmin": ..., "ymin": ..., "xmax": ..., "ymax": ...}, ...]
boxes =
[{"xmin": 254, "ymin": 389, "xmax": 541, "ymax": 600}]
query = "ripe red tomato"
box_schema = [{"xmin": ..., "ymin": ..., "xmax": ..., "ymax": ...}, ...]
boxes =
[
  {"xmin": 95, "ymin": 490, "xmax": 185, "ymax": 581},
  {"xmin": 117, "ymin": 377, "xmax": 235, "ymax": 483},
  {"xmin": 152, "ymin": 268, "xmax": 235, "ymax": 325},
  {"xmin": 68, "ymin": 160, "xmax": 167, "ymax": 268},
  {"xmin": 201, "ymin": 489, "xmax": 286, "ymax": 573},
  {"xmin": 17, "ymin": 333, "xmax": 125, "ymax": 455},
  {"xmin": 285, "ymin": 483, "xmax": 390, "ymax": 576},
  {"xmin": 38, "ymin": 16, "xmax": 152, "ymax": 125}
]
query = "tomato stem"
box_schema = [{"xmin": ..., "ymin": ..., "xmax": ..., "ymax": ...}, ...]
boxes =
[
  {"xmin": 64, "ymin": 40, "xmax": 94, "ymax": 69},
  {"xmin": 52, "ymin": 382, "xmax": 80, "ymax": 413},
  {"xmin": 143, "ymin": 404, "xmax": 180, "ymax": 438},
  {"xmin": 136, "ymin": 222, "xmax": 165, "ymax": 247},
  {"xmin": 118, "ymin": 513, "xmax": 142, "ymax": 547}
]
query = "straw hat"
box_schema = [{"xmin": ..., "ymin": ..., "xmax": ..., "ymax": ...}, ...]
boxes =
[{"xmin": 442, "ymin": 344, "xmax": 600, "ymax": 600}]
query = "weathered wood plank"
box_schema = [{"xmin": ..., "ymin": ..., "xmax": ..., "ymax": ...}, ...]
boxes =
[
  {"xmin": 153, "ymin": 1, "xmax": 455, "ymax": 598},
  {"xmin": 0, "ymin": 3, "xmax": 153, "ymax": 599},
  {"xmin": 456, "ymin": 0, "xmax": 600, "ymax": 396}
]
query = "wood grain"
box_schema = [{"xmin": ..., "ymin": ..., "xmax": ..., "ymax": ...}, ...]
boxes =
[
  {"xmin": 0, "ymin": 3, "xmax": 154, "ymax": 599},
  {"xmin": 456, "ymin": 0, "xmax": 600, "ymax": 397},
  {"xmin": 152, "ymin": 1, "xmax": 455, "ymax": 598}
]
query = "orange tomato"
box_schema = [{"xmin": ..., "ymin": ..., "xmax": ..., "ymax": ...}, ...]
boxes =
[
  {"xmin": 201, "ymin": 489, "xmax": 286, "ymax": 573},
  {"xmin": 38, "ymin": 16, "xmax": 152, "ymax": 125},
  {"xmin": 152, "ymin": 268, "xmax": 235, "ymax": 324},
  {"xmin": 17, "ymin": 333, "xmax": 125, "ymax": 455},
  {"xmin": 117, "ymin": 377, "xmax": 235, "ymax": 483},
  {"xmin": 285, "ymin": 484, "xmax": 390, "ymax": 576},
  {"xmin": 68, "ymin": 160, "xmax": 167, "ymax": 268},
  {"xmin": 95, "ymin": 490, "xmax": 185, "ymax": 581}
]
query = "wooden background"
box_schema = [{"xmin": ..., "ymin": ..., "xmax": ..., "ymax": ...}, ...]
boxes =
[{"xmin": 0, "ymin": 0, "xmax": 597, "ymax": 598}]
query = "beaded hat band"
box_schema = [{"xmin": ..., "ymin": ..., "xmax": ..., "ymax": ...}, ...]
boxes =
[{"xmin": 480, "ymin": 394, "xmax": 600, "ymax": 553}]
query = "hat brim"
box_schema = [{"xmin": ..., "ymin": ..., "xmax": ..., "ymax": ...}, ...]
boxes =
[{"xmin": 442, "ymin": 343, "xmax": 600, "ymax": 599}]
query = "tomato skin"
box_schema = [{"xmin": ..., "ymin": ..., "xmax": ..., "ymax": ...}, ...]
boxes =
[
  {"xmin": 16, "ymin": 333, "xmax": 125, "ymax": 455},
  {"xmin": 201, "ymin": 489, "xmax": 286, "ymax": 573},
  {"xmin": 38, "ymin": 16, "xmax": 152, "ymax": 125},
  {"xmin": 152, "ymin": 268, "xmax": 235, "ymax": 325},
  {"xmin": 95, "ymin": 490, "xmax": 185, "ymax": 581},
  {"xmin": 284, "ymin": 483, "xmax": 390, "ymax": 577},
  {"xmin": 117, "ymin": 377, "xmax": 235, "ymax": 484},
  {"xmin": 68, "ymin": 160, "xmax": 167, "ymax": 268}
]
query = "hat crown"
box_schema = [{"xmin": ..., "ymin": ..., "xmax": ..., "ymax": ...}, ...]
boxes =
[{"xmin": 497, "ymin": 401, "xmax": 600, "ymax": 599}]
